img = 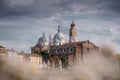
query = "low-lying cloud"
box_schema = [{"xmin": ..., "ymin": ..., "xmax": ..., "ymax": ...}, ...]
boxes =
[{"xmin": 0, "ymin": 46, "xmax": 120, "ymax": 80}]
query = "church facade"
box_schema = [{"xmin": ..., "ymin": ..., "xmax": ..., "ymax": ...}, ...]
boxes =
[{"xmin": 31, "ymin": 21, "xmax": 98, "ymax": 68}]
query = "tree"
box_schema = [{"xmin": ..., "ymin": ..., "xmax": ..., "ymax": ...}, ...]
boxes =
[
  {"xmin": 34, "ymin": 51, "xmax": 39, "ymax": 55},
  {"xmin": 116, "ymin": 54, "xmax": 120, "ymax": 66},
  {"xmin": 59, "ymin": 56, "xmax": 68, "ymax": 69},
  {"xmin": 40, "ymin": 50, "xmax": 51, "ymax": 64}
]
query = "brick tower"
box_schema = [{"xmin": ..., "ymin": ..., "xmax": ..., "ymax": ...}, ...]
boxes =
[{"xmin": 69, "ymin": 21, "xmax": 77, "ymax": 42}]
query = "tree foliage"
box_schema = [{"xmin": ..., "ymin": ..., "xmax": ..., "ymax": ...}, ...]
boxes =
[
  {"xmin": 40, "ymin": 50, "xmax": 51, "ymax": 64},
  {"xmin": 59, "ymin": 56, "xmax": 68, "ymax": 68}
]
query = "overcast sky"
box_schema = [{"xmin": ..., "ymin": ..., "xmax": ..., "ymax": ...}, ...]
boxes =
[{"xmin": 0, "ymin": 0, "xmax": 120, "ymax": 53}]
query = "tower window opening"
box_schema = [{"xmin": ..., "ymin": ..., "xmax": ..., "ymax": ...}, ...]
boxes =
[{"xmin": 87, "ymin": 48, "xmax": 90, "ymax": 52}]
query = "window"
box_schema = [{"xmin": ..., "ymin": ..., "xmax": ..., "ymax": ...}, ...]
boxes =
[
  {"xmin": 87, "ymin": 48, "xmax": 90, "ymax": 52},
  {"xmin": 69, "ymin": 47, "xmax": 74, "ymax": 53},
  {"xmin": 63, "ymin": 48, "xmax": 66, "ymax": 53},
  {"xmin": 86, "ymin": 48, "xmax": 90, "ymax": 53},
  {"xmin": 56, "ymin": 49, "xmax": 59, "ymax": 53}
]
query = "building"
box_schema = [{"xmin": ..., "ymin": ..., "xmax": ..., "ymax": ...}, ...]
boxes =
[
  {"xmin": 116, "ymin": 54, "xmax": 120, "ymax": 65},
  {"xmin": 0, "ymin": 45, "xmax": 6, "ymax": 53},
  {"xmin": 16, "ymin": 52, "xmax": 42, "ymax": 66},
  {"xmin": 0, "ymin": 45, "xmax": 43, "ymax": 68},
  {"xmin": 31, "ymin": 21, "xmax": 98, "ymax": 68},
  {"xmin": 6, "ymin": 49, "xmax": 18, "ymax": 61},
  {"xmin": 25, "ymin": 54, "xmax": 42, "ymax": 68},
  {"xmin": 0, "ymin": 45, "xmax": 7, "ymax": 59}
]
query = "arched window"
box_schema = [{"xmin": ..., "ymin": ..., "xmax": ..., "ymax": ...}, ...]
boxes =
[
  {"xmin": 86, "ymin": 48, "xmax": 90, "ymax": 53},
  {"xmin": 69, "ymin": 47, "xmax": 74, "ymax": 53},
  {"xmin": 87, "ymin": 48, "xmax": 90, "ymax": 51},
  {"xmin": 63, "ymin": 48, "xmax": 66, "ymax": 53}
]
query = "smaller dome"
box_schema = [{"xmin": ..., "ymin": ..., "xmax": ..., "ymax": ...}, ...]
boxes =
[{"xmin": 38, "ymin": 33, "xmax": 48, "ymax": 45}]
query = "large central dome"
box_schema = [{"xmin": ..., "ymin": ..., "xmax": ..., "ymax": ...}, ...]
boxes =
[{"xmin": 53, "ymin": 25, "xmax": 65, "ymax": 45}]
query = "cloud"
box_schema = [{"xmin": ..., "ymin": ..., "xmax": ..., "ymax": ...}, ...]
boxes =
[
  {"xmin": 0, "ymin": 0, "xmax": 120, "ymax": 19},
  {"xmin": 0, "ymin": 0, "xmax": 120, "ymax": 53}
]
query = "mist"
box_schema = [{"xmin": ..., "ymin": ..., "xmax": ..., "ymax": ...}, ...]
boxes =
[{"xmin": 0, "ymin": 46, "xmax": 120, "ymax": 80}]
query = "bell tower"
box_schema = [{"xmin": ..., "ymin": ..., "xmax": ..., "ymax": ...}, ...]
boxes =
[{"xmin": 69, "ymin": 21, "xmax": 77, "ymax": 42}]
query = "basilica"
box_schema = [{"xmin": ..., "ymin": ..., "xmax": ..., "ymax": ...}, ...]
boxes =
[{"xmin": 31, "ymin": 21, "xmax": 98, "ymax": 68}]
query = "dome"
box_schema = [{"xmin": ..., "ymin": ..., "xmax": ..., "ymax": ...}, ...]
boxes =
[
  {"xmin": 38, "ymin": 33, "xmax": 48, "ymax": 45},
  {"xmin": 53, "ymin": 25, "xmax": 65, "ymax": 45},
  {"xmin": 54, "ymin": 32, "xmax": 65, "ymax": 41}
]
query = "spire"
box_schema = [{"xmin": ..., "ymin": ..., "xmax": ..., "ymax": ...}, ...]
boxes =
[
  {"xmin": 49, "ymin": 34, "xmax": 52, "ymax": 40},
  {"xmin": 49, "ymin": 34, "xmax": 52, "ymax": 38},
  {"xmin": 49, "ymin": 34, "xmax": 53, "ymax": 44},
  {"xmin": 42, "ymin": 32, "xmax": 47, "ymax": 41},
  {"xmin": 69, "ymin": 20, "xmax": 77, "ymax": 43},
  {"xmin": 58, "ymin": 25, "xmax": 60, "ymax": 33},
  {"xmin": 71, "ymin": 20, "xmax": 75, "ymax": 27},
  {"xmin": 43, "ymin": 33, "xmax": 45, "ymax": 37}
]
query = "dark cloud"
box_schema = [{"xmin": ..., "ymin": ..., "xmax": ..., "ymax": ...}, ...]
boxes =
[
  {"xmin": 106, "ymin": 0, "xmax": 120, "ymax": 13},
  {"xmin": 0, "ymin": 0, "xmax": 120, "ymax": 19}
]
